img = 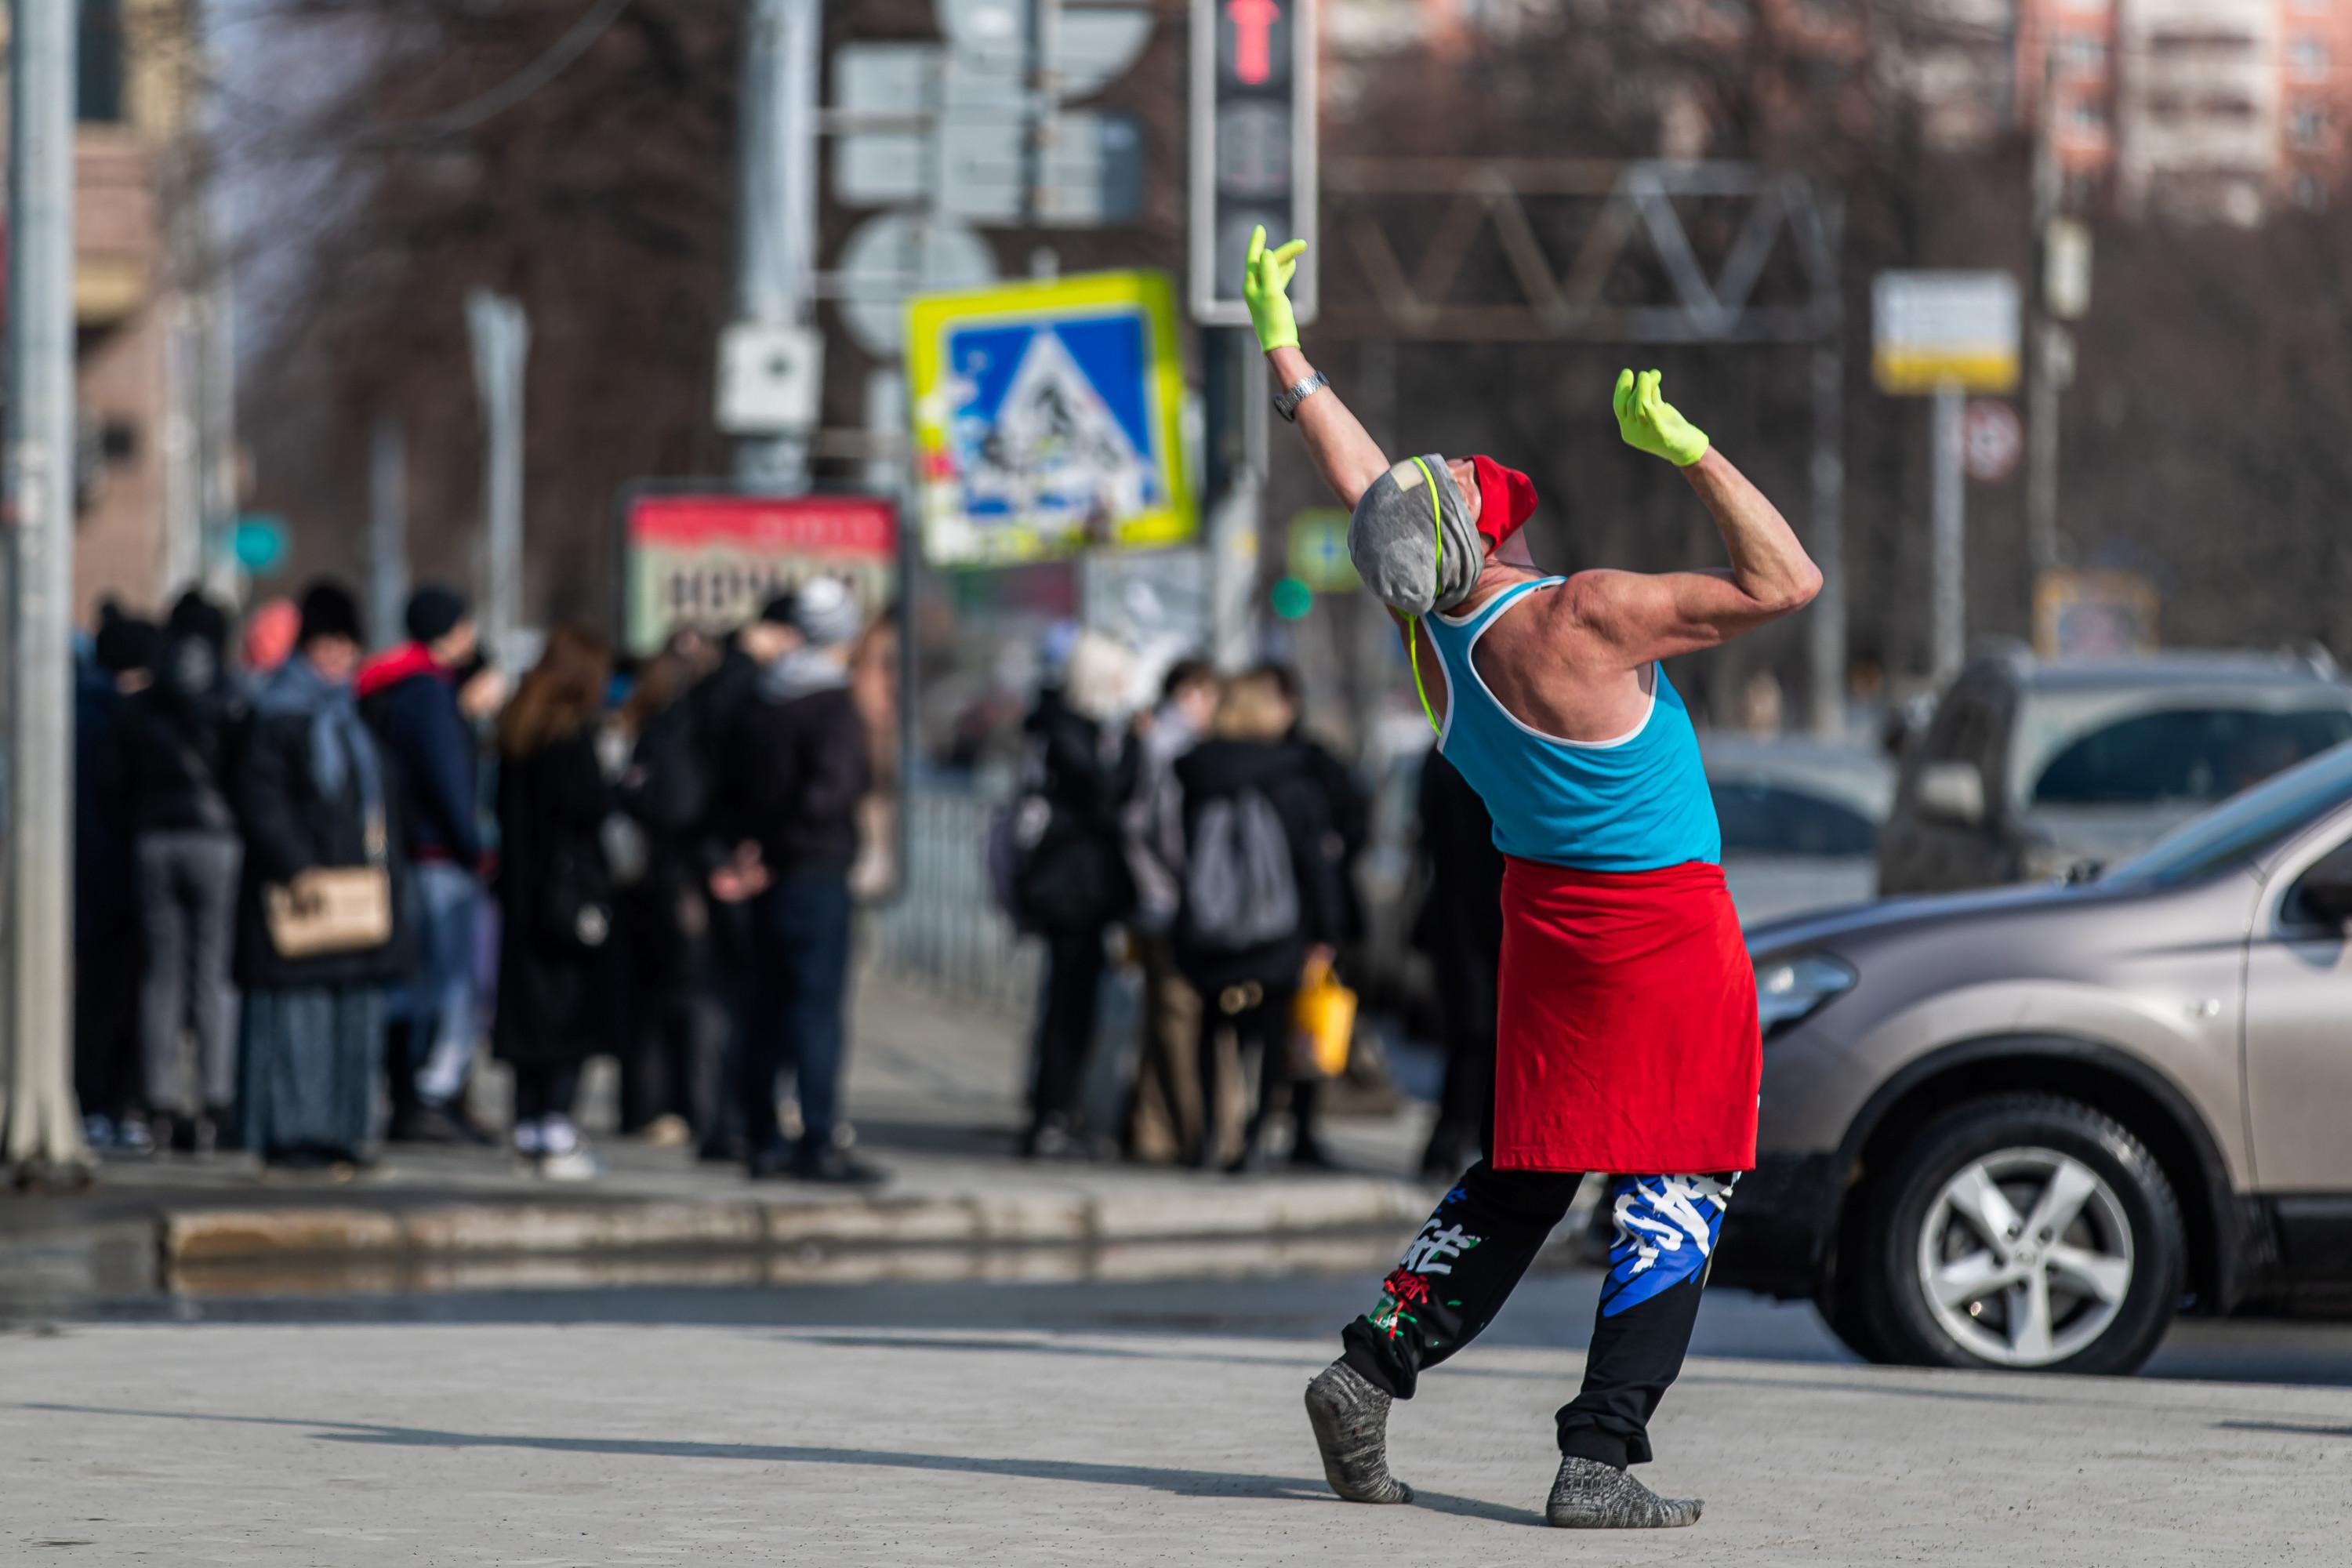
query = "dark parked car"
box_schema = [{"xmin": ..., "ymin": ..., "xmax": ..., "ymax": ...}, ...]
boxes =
[{"xmin": 1877, "ymin": 648, "xmax": 2352, "ymax": 896}]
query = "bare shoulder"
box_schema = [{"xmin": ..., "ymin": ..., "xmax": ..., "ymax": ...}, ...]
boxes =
[{"xmin": 1551, "ymin": 568, "xmax": 1652, "ymax": 633}]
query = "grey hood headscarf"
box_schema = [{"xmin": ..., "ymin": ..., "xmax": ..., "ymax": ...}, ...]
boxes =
[{"xmin": 1346, "ymin": 455, "xmax": 1483, "ymax": 616}]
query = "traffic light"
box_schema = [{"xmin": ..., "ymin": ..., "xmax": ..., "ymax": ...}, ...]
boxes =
[{"xmin": 1189, "ymin": 0, "xmax": 1316, "ymax": 328}]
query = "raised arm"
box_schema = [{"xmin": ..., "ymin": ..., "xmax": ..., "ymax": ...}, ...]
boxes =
[
  {"xmin": 1243, "ymin": 229, "xmax": 1388, "ymax": 507},
  {"xmin": 1565, "ymin": 370, "xmax": 1822, "ymax": 666}
]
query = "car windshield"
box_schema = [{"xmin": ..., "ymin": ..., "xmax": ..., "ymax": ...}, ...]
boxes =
[
  {"xmin": 2027, "ymin": 706, "xmax": 2352, "ymax": 808},
  {"xmin": 2102, "ymin": 740, "xmax": 2352, "ymax": 889}
]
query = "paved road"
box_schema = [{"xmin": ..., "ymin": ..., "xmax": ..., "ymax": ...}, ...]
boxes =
[{"xmin": 10, "ymin": 1272, "xmax": 2352, "ymax": 1565}]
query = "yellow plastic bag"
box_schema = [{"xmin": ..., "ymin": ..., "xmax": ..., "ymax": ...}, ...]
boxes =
[{"xmin": 1291, "ymin": 957, "xmax": 1359, "ymax": 1079}]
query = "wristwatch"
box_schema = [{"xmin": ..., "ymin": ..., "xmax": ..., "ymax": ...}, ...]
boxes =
[{"xmin": 1273, "ymin": 371, "xmax": 1330, "ymax": 423}]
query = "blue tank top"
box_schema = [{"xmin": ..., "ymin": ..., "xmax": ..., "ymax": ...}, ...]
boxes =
[{"xmin": 1425, "ymin": 576, "xmax": 1719, "ymax": 872}]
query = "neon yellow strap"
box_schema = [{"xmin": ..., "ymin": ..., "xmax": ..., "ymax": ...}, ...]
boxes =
[{"xmin": 1407, "ymin": 456, "xmax": 1443, "ymax": 736}]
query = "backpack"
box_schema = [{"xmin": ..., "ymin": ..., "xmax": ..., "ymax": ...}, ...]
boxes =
[{"xmin": 1180, "ymin": 787, "xmax": 1298, "ymax": 953}]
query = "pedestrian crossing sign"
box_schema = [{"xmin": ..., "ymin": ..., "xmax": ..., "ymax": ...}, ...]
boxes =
[{"xmin": 907, "ymin": 270, "xmax": 1196, "ymax": 568}]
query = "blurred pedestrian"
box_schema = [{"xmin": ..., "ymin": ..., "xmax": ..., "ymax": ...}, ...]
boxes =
[
  {"xmin": 235, "ymin": 581, "xmax": 409, "ymax": 1173},
  {"xmin": 727, "ymin": 579, "xmax": 883, "ymax": 1184},
  {"xmin": 1265, "ymin": 662, "xmax": 1371, "ymax": 954},
  {"xmin": 1173, "ymin": 668, "xmax": 1344, "ymax": 1172},
  {"xmin": 1013, "ymin": 630, "xmax": 1140, "ymax": 1160},
  {"xmin": 492, "ymin": 625, "xmax": 619, "ymax": 1181},
  {"xmin": 688, "ymin": 601, "xmax": 801, "ymax": 1163},
  {"xmin": 1412, "ymin": 746, "xmax": 1504, "ymax": 1178},
  {"xmin": 1123, "ymin": 656, "xmax": 1220, "ymax": 1162},
  {"xmin": 359, "ymin": 585, "xmax": 493, "ymax": 1145},
  {"xmin": 75, "ymin": 604, "xmax": 162, "ymax": 1154},
  {"xmin": 612, "ymin": 633, "xmax": 720, "ymax": 1144},
  {"xmin": 111, "ymin": 590, "xmax": 246, "ymax": 1154}
]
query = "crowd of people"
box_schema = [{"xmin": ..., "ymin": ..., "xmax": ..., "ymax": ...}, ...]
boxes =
[
  {"xmin": 1002, "ymin": 633, "xmax": 1452, "ymax": 1175},
  {"xmin": 71, "ymin": 575, "xmax": 890, "ymax": 1185}
]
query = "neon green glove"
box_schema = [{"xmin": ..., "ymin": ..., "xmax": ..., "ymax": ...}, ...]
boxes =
[
  {"xmin": 1613, "ymin": 368, "xmax": 1711, "ymax": 467},
  {"xmin": 1242, "ymin": 225, "xmax": 1308, "ymax": 354}
]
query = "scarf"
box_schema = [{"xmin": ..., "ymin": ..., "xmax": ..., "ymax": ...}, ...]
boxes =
[{"xmin": 253, "ymin": 654, "xmax": 384, "ymax": 834}]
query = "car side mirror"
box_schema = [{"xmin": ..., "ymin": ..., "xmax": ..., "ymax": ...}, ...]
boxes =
[
  {"xmin": 2294, "ymin": 842, "xmax": 2352, "ymax": 928},
  {"xmin": 1915, "ymin": 761, "xmax": 1987, "ymax": 826}
]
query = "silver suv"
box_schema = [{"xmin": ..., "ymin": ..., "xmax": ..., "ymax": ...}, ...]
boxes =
[
  {"xmin": 1719, "ymin": 741, "xmax": 2352, "ymax": 1374},
  {"xmin": 1877, "ymin": 649, "xmax": 2352, "ymax": 895}
]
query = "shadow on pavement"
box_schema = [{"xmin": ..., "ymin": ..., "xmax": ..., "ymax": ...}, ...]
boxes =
[{"xmin": 17, "ymin": 1401, "xmax": 1540, "ymax": 1526}]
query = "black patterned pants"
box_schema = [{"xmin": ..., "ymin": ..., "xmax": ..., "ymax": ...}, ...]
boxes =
[{"xmin": 1339, "ymin": 1159, "xmax": 1737, "ymax": 1468}]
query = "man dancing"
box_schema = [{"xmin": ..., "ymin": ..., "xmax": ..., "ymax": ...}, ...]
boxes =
[{"xmin": 1240, "ymin": 229, "xmax": 1820, "ymax": 1528}]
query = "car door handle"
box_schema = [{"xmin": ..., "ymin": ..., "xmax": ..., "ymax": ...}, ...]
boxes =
[{"xmin": 2187, "ymin": 997, "xmax": 2223, "ymax": 1019}]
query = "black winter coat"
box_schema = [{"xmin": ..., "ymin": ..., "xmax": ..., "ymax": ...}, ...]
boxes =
[
  {"xmin": 1291, "ymin": 728, "xmax": 1370, "ymax": 943},
  {"xmin": 728, "ymin": 683, "xmax": 871, "ymax": 876},
  {"xmin": 359, "ymin": 650, "xmax": 485, "ymax": 867},
  {"xmin": 1171, "ymin": 737, "xmax": 1342, "ymax": 996},
  {"xmin": 1016, "ymin": 688, "xmax": 1138, "ymax": 934},
  {"xmin": 493, "ymin": 728, "xmax": 615, "ymax": 1071},
  {"xmin": 233, "ymin": 699, "xmax": 412, "ymax": 990},
  {"xmin": 108, "ymin": 637, "xmax": 241, "ymax": 836}
]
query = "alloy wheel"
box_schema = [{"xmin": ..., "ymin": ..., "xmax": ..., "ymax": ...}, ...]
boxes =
[{"xmin": 1915, "ymin": 1145, "xmax": 2135, "ymax": 1369}]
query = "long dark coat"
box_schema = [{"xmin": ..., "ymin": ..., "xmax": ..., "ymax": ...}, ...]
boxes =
[{"xmin": 492, "ymin": 727, "xmax": 615, "ymax": 1071}]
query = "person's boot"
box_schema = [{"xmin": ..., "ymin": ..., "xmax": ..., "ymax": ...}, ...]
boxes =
[
  {"xmin": 1288, "ymin": 1126, "xmax": 1345, "ymax": 1171},
  {"xmin": 1544, "ymin": 1455, "xmax": 1701, "ymax": 1529},
  {"xmin": 792, "ymin": 1143, "xmax": 888, "ymax": 1186},
  {"xmin": 1303, "ymin": 1361, "xmax": 1413, "ymax": 1504},
  {"xmin": 1021, "ymin": 1113, "xmax": 1085, "ymax": 1161},
  {"xmin": 206, "ymin": 1105, "xmax": 244, "ymax": 1154},
  {"xmin": 1224, "ymin": 1120, "xmax": 1275, "ymax": 1174}
]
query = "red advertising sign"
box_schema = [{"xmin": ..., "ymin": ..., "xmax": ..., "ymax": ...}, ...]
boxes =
[{"xmin": 622, "ymin": 491, "xmax": 898, "ymax": 653}]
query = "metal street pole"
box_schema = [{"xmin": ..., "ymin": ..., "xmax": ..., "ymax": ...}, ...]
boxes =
[
  {"xmin": 2026, "ymin": 41, "xmax": 2063, "ymax": 582},
  {"xmin": 466, "ymin": 291, "xmax": 529, "ymax": 655},
  {"xmin": 1808, "ymin": 336, "xmax": 1847, "ymax": 738},
  {"xmin": 198, "ymin": 285, "xmax": 243, "ymax": 603},
  {"xmin": 369, "ymin": 414, "xmax": 410, "ymax": 648},
  {"xmin": 1930, "ymin": 382, "xmax": 1967, "ymax": 684},
  {"xmin": 735, "ymin": 0, "xmax": 820, "ymax": 492},
  {"xmin": 1204, "ymin": 327, "xmax": 1265, "ymax": 672},
  {"xmin": 5, "ymin": 0, "xmax": 92, "ymax": 1177}
]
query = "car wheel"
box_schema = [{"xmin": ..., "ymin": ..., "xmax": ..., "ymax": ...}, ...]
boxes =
[{"xmin": 1856, "ymin": 1094, "xmax": 2184, "ymax": 1375}]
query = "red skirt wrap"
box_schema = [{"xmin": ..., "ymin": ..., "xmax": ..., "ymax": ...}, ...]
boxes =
[{"xmin": 1491, "ymin": 858, "xmax": 1759, "ymax": 1174}]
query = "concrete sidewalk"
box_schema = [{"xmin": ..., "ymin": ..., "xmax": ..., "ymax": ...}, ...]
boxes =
[
  {"xmin": 0, "ymin": 976, "xmax": 1448, "ymax": 1303},
  {"xmin": 8, "ymin": 1318, "xmax": 2349, "ymax": 1566}
]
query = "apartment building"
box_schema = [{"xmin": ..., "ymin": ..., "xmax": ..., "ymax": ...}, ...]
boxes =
[{"xmin": 1923, "ymin": 0, "xmax": 2352, "ymax": 220}]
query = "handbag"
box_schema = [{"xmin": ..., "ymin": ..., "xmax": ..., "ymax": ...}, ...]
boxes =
[
  {"xmin": 263, "ymin": 809, "xmax": 394, "ymax": 960},
  {"xmin": 1290, "ymin": 954, "xmax": 1359, "ymax": 1080}
]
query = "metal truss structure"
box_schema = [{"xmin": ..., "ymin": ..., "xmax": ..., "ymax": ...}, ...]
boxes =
[{"xmin": 1316, "ymin": 157, "xmax": 1849, "ymax": 735}]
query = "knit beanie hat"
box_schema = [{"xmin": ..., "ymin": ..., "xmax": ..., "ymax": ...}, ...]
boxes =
[
  {"xmin": 789, "ymin": 575, "xmax": 861, "ymax": 648},
  {"xmin": 297, "ymin": 579, "xmax": 365, "ymax": 647},
  {"xmin": 166, "ymin": 590, "xmax": 231, "ymax": 655},
  {"xmin": 94, "ymin": 603, "xmax": 162, "ymax": 674},
  {"xmin": 403, "ymin": 583, "xmax": 468, "ymax": 644}
]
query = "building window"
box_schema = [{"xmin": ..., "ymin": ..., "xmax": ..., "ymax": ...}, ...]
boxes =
[
  {"xmin": 2070, "ymin": 99, "xmax": 2107, "ymax": 132},
  {"xmin": 2292, "ymin": 37, "xmax": 2330, "ymax": 81},
  {"xmin": 77, "ymin": 0, "xmax": 124, "ymax": 123},
  {"xmin": 2056, "ymin": 34, "xmax": 2108, "ymax": 74},
  {"xmin": 2293, "ymin": 103, "xmax": 2328, "ymax": 147},
  {"xmin": 2294, "ymin": 173, "xmax": 2326, "ymax": 209}
]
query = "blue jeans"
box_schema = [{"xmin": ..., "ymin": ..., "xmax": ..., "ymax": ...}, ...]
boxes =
[
  {"xmin": 401, "ymin": 861, "xmax": 483, "ymax": 1106},
  {"xmin": 742, "ymin": 869, "xmax": 855, "ymax": 1157}
]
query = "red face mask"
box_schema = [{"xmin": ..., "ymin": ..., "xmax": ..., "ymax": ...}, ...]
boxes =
[{"xmin": 1470, "ymin": 455, "xmax": 1540, "ymax": 545}]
